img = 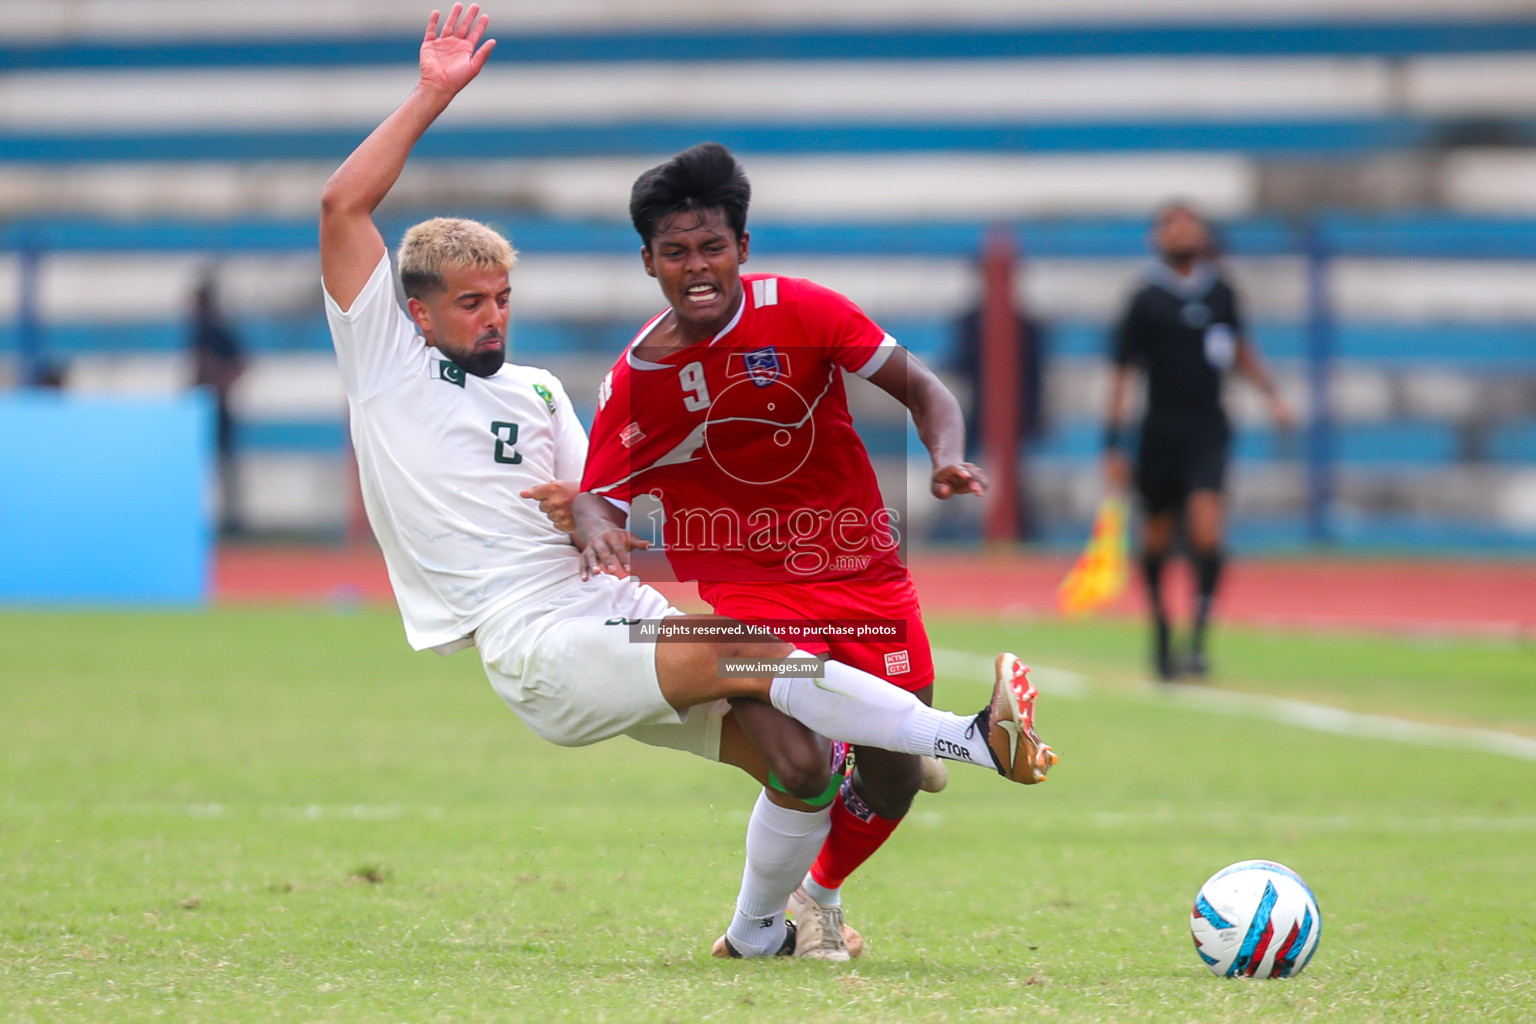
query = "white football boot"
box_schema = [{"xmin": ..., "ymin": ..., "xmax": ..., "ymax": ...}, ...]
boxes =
[{"xmin": 786, "ymin": 886, "xmax": 864, "ymax": 961}]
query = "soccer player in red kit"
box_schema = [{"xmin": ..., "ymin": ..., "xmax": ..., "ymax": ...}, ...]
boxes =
[{"xmin": 575, "ymin": 143, "xmax": 1057, "ymax": 960}]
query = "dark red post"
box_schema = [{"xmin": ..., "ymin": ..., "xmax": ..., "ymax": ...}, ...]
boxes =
[{"xmin": 979, "ymin": 225, "xmax": 1024, "ymax": 543}]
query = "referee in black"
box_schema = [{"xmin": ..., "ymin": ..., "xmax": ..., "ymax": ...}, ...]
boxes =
[{"xmin": 1103, "ymin": 203, "xmax": 1292, "ymax": 681}]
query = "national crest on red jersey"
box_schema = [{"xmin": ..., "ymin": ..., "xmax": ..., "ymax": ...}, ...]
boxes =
[{"xmin": 741, "ymin": 346, "xmax": 783, "ymax": 386}]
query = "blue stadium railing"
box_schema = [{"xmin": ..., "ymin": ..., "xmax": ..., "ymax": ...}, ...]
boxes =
[
  {"xmin": 7, "ymin": 117, "xmax": 1536, "ymax": 163},
  {"xmin": 11, "ymin": 211, "xmax": 1536, "ymax": 259},
  {"xmin": 8, "ymin": 317, "xmax": 1535, "ymax": 369}
]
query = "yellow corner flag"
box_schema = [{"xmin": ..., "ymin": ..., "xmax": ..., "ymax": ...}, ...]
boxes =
[{"xmin": 1057, "ymin": 496, "xmax": 1129, "ymax": 616}]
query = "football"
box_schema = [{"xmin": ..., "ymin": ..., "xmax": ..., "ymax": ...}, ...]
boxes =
[{"xmin": 1190, "ymin": 860, "xmax": 1321, "ymax": 978}]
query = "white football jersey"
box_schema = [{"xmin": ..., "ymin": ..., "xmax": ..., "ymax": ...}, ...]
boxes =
[{"xmin": 325, "ymin": 254, "xmax": 588, "ymax": 652}]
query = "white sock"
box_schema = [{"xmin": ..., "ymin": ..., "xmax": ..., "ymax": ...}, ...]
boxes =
[
  {"xmin": 802, "ymin": 872, "xmax": 841, "ymax": 907},
  {"xmin": 725, "ymin": 790, "xmax": 832, "ymax": 957},
  {"xmin": 769, "ymin": 656, "xmax": 995, "ymax": 770},
  {"xmin": 927, "ymin": 710, "xmax": 997, "ymax": 769}
]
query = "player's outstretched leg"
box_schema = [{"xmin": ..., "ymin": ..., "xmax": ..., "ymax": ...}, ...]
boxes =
[
  {"xmin": 980, "ymin": 654, "xmax": 1058, "ymax": 784},
  {"xmin": 655, "ymin": 638, "xmax": 1058, "ymax": 784},
  {"xmin": 759, "ymin": 651, "xmax": 1059, "ymax": 785}
]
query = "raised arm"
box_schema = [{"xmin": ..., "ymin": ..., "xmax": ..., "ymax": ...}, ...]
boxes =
[
  {"xmin": 868, "ymin": 347, "xmax": 988, "ymax": 499},
  {"xmin": 319, "ymin": 5, "xmax": 495, "ymax": 308}
]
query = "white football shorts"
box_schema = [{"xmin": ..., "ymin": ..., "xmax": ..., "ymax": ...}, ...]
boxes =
[{"xmin": 475, "ymin": 573, "xmax": 728, "ymax": 760}]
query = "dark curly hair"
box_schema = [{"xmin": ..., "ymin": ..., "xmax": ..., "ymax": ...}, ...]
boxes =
[{"xmin": 629, "ymin": 142, "xmax": 751, "ymax": 247}]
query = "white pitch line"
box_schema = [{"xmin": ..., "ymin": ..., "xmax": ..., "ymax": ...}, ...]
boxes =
[
  {"xmin": 930, "ymin": 647, "xmax": 1088, "ymax": 697},
  {"xmin": 1159, "ymin": 682, "xmax": 1536, "ymax": 764},
  {"xmin": 1086, "ymin": 812, "xmax": 1536, "ymax": 832},
  {"xmin": 931, "ymin": 646, "xmax": 1536, "ymax": 764}
]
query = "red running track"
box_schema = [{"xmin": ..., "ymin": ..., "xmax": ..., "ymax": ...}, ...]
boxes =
[{"xmin": 215, "ymin": 546, "xmax": 1536, "ymax": 638}]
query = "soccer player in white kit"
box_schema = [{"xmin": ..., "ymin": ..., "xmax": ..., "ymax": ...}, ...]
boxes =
[{"xmin": 318, "ymin": 4, "xmax": 1056, "ymax": 957}]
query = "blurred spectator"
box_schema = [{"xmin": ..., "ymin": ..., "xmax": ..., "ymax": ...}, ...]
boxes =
[
  {"xmin": 189, "ymin": 273, "xmax": 246, "ymax": 535},
  {"xmin": 951, "ymin": 301, "xmax": 1046, "ymax": 540},
  {"xmin": 31, "ymin": 359, "xmax": 67, "ymax": 389}
]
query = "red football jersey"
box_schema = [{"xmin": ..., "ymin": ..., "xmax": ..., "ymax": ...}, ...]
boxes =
[{"xmin": 581, "ymin": 274, "xmax": 905, "ymax": 584}]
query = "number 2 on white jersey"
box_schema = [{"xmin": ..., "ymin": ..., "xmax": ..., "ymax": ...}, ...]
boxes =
[{"xmin": 680, "ymin": 361, "xmax": 710, "ymax": 412}]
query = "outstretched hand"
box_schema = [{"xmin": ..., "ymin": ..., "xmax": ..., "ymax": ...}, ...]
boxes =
[
  {"xmin": 932, "ymin": 461, "xmax": 988, "ymax": 499},
  {"xmin": 419, "ymin": 4, "xmax": 495, "ymax": 97}
]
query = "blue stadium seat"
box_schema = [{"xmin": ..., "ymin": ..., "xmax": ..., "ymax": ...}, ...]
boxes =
[
  {"xmin": 1334, "ymin": 421, "xmax": 1459, "ymax": 464},
  {"xmin": 240, "ymin": 420, "xmax": 347, "ymax": 453},
  {"xmin": 1488, "ymin": 420, "xmax": 1536, "ymax": 463},
  {"xmin": 16, "ymin": 314, "xmax": 1532, "ymax": 369}
]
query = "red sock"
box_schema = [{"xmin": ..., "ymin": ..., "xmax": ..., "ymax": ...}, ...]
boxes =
[{"xmin": 808, "ymin": 780, "xmax": 903, "ymax": 891}]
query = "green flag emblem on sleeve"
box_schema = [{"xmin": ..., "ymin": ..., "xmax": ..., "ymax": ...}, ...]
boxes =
[
  {"xmin": 438, "ymin": 360, "xmax": 466, "ymax": 388},
  {"xmin": 532, "ymin": 383, "xmax": 556, "ymax": 413}
]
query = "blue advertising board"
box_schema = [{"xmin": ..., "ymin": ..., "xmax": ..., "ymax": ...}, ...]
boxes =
[{"xmin": 0, "ymin": 391, "xmax": 212, "ymax": 604}]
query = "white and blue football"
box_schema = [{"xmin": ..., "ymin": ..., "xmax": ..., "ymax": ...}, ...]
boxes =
[{"xmin": 1190, "ymin": 860, "xmax": 1321, "ymax": 978}]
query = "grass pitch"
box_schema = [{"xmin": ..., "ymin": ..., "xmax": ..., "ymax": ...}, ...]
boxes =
[{"xmin": 3, "ymin": 607, "xmax": 1535, "ymax": 1023}]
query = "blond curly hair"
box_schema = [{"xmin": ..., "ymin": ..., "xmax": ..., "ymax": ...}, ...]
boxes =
[{"xmin": 397, "ymin": 217, "xmax": 517, "ymax": 299}]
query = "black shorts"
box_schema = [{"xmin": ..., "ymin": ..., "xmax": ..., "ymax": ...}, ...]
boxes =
[{"xmin": 1135, "ymin": 416, "xmax": 1229, "ymax": 516}]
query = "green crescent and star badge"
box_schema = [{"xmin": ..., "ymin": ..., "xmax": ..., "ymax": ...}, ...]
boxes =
[{"xmin": 433, "ymin": 363, "xmax": 555, "ymax": 414}]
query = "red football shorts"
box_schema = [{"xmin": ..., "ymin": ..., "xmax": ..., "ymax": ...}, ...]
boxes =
[{"xmin": 698, "ymin": 575, "xmax": 934, "ymax": 692}]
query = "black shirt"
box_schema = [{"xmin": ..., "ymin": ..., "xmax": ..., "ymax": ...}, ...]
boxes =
[{"xmin": 1111, "ymin": 262, "xmax": 1242, "ymax": 424}]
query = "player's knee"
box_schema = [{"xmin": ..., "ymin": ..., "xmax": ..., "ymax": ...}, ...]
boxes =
[
  {"xmin": 768, "ymin": 750, "xmax": 833, "ymax": 801},
  {"xmin": 861, "ymin": 788, "xmax": 917, "ymax": 820},
  {"xmin": 1188, "ymin": 516, "xmax": 1224, "ymax": 550},
  {"xmin": 854, "ymin": 762, "xmax": 923, "ymax": 818}
]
